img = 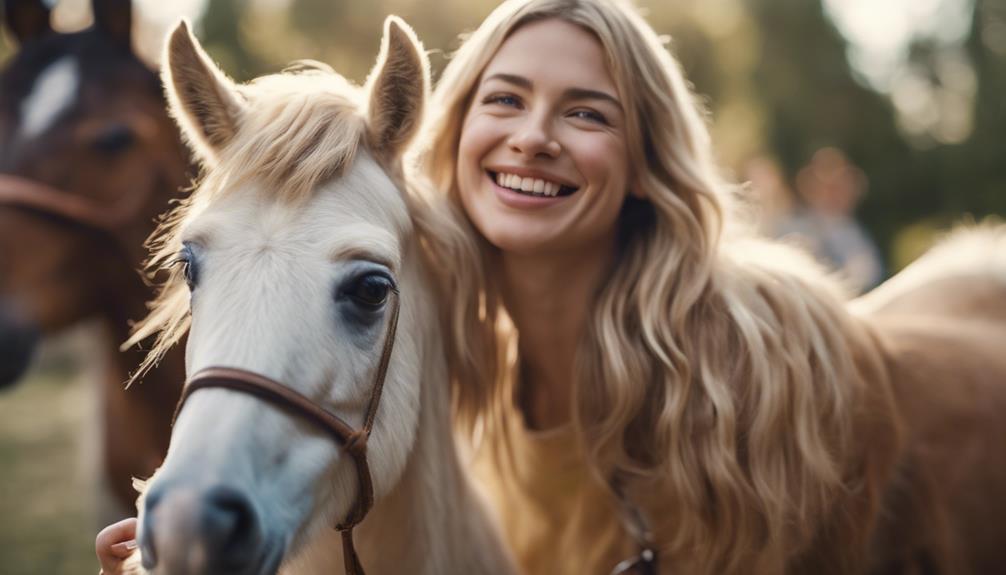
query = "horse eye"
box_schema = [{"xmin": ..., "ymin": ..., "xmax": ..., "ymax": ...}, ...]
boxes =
[
  {"xmin": 91, "ymin": 124, "xmax": 135, "ymax": 154},
  {"xmin": 343, "ymin": 273, "xmax": 394, "ymax": 310},
  {"xmin": 177, "ymin": 244, "xmax": 198, "ymax": 290}
]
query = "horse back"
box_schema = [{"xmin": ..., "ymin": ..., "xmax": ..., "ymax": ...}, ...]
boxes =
[{"xmin": 863, "ymin": 277, "xmax": 1006, "ymax": 574}]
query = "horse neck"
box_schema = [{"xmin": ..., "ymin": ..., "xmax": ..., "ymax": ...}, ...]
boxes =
[{"xmin": 92, "ymin": 242, "xmax": 185, "ymax": 512}]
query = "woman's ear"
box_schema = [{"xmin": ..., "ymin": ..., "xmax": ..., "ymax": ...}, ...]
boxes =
[
  {"xmin": 364, "ymin": 16, "xmax": 430, "ymax": 163},
  {"xmin": 162, "ymin": 20, "xmax": 246, "ymax": 165}
]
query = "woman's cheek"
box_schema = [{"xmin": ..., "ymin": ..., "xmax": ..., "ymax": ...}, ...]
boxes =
[{"xmin": 573, "ymin": 136, "xmax": 628, "ymax": 192}]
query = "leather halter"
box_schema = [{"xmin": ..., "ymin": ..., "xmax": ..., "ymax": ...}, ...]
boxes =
[
  {"xmin": 0, "ymin": 173, "xmax": 153, "ymax": 236},
  {"xmin": 171, "ymin": 291, "xmax": 400, "ymax": 575},
  {"xmin": 609, "ymin": 477, "xmax": 660, "ymax": 575}
]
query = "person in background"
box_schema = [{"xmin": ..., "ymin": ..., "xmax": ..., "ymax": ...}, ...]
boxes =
[{"xmin": 786, "ymin": 148, "xmax": 883, "ymax": 293}]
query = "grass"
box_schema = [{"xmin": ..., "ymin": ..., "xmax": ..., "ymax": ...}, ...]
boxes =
[{"xmin": 0, "ymin": 368, "xmax": 100, "ymax": 575}]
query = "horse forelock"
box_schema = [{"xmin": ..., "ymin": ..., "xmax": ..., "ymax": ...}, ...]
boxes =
[
  {"xmin": 201, "ymin": 70, "xmax": 369, "ymax": 206},
  {"xmin": 18, "ymin": 55, "xmax": 80, "ymax": 140}
]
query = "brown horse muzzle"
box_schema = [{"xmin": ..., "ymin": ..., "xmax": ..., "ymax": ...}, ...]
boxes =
[{"xmin": 0, "ymin": 300, "xmax": 39, "ymax": 388}]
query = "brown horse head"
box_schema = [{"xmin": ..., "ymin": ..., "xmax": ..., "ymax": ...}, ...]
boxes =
[{"xmin": 0, "ymin": 0, "xmax": 190, "ymax": 387}]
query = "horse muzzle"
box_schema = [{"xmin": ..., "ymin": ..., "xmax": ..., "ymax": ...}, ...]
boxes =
[
  {"xmin": 0, "ymin": 301, "xmax": 39, "ymax": 388},
  {"xmin": 139, "ymin": 481, "xmax": 284, "ymax": 575}
]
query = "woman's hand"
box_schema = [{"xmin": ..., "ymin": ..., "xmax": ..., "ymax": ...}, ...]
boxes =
[{"xmin": 96, "ymin": 517, "xmax": 138, "ymax": 574}]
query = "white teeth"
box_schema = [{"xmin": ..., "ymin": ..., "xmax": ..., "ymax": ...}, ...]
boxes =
[{"xmin": 492, "ymin": 171, "xmax": 569, "ymax": 197}]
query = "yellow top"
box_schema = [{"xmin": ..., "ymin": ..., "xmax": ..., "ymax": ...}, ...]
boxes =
[{"xmin": 472, "ymin": 414, "xmax": 637, "ymax": 575}]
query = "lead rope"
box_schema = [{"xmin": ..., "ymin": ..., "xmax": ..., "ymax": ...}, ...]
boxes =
[{"xmin": 609, "ymin": 477, "xmax": 660, "ymax": 575}]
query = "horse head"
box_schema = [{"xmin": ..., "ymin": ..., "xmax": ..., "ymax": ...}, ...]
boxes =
[
  {"xmin": 134, "ymin": 17, "xmax": 440, "ymax": 574},
  {"xmin": 0, "ymin": 0, "xmax": 190, "ymax": 387}
]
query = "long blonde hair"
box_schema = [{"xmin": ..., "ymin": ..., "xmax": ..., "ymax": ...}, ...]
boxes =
[{"xmin": 415, "ymin": 0, "xmax": 900, "ymax": 572}]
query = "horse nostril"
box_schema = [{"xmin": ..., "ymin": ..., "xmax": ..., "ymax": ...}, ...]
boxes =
[
  {"xmin": 140, "ymin": 481, "xmax": 265, "ymax": 572},
  {"xmin": 0, "ymin": 306, "xmax": 39, "ymax": 389},
  {"xmin": 203, "ymin": 485, "xmax": 263, "ymax": 568}
]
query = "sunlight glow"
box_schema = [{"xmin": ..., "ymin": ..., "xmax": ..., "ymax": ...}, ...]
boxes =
[
  {"xmin": 823, "ymin": 0, "xmax": 973, "ymax": 90},
  {"xmin": 823, "ymin": 0, "xmax": 977, "ymax": 145}
]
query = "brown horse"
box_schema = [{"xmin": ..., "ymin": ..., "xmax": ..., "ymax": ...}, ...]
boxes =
[{"xmin": 0, "ymin": 0, "xmax": 190, "ymax": 512}]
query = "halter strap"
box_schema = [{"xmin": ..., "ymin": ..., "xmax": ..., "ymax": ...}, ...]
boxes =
[
  {"xmin": 0, "ymin": 173, "xmax": 153, "ymax": 237},
  {"xmin": 609, "ymin": 477, "xmax": 660, "ymax": 575},
  {"xmin": 171, "ymin": 291, "xmax": 401, "ymax": 575}
]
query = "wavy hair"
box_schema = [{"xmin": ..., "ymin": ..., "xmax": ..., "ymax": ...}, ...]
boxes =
[{"xmin": 414, "ymin": 0, "xmax": 900, "ymax": 572}]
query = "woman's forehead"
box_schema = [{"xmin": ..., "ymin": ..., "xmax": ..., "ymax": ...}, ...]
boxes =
[{"xmin": 481, "ymin": 19, "xmax": 617, "ymax": 95}]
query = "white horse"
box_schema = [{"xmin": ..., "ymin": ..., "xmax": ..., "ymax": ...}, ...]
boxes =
[{"xmin": 123, "ymin": 18, "xmax": 517, "ymax": 575}]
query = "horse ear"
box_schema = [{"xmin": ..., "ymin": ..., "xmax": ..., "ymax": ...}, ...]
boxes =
[
  {"xmin": 3, "ymin": 0, "xmax": 53, "ymax": 44},
  {"xmin": 162, "ymin": 20, "xmax": 244, "ymax": 163},
  {"xmin": 91, "ymin": 0, "xmax": 132, "ymax": 48},
  {"xmin": 365, "ymin": 16, "xmax": 429, "ymax": 162}
]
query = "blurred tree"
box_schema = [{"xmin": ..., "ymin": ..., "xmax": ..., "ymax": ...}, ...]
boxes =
[
  {"xmin": 200, "ymin": 0, "xmax": 261, "ymax": 79},
  {"xmin": 964, "ymin": 0, "xmax": 1006, "ymax": 216}
]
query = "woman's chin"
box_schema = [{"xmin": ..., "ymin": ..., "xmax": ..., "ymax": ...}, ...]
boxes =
[{"xmin": 480, "ymin": 227, "xmax": 562, "ymax": 256}]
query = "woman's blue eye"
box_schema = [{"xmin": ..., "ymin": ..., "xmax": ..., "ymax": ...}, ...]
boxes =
[
  {"xmin": 570, "ymin": 109, "xmax": 608, "ymax": 124},
  {"xmin": 484, "ymin": 94, "xmax": 521, "ymax": 108}
]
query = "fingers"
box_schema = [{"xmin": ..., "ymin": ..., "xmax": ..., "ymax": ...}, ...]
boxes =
[{"xmin": 96, "ymin": 517, "xmax": 138, "ymax": 571}]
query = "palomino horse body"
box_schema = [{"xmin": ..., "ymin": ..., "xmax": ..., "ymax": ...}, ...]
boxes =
[
  {"xmin": 850, "ymin": 229, "xmax": 1006, "ymax": 573},
  {"xmin": 0, "ymin": 0, "xmax": 190, "ymax": 510},
  {"xmin": 125, "ymin": 19, "xmax": 517, "ymax": 575}
]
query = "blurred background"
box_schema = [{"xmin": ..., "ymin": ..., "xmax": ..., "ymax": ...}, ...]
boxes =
[{"xmin": 0, "ymin": 0, "xmax": 1002, "ymax": 572}]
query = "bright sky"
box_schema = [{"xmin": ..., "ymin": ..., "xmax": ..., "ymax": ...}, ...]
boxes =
[
  {"xmin": 135, "ymin": 0, "xmax": 207, "ymax": 24},
  {"xmin": 822, "ymin": 0, "xmax": 974, "ymax": 91}
]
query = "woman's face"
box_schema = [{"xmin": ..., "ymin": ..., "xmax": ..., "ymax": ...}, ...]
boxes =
[{"xmin": 457, "ymin": 18, "xmax": 632, "ymax": 257}]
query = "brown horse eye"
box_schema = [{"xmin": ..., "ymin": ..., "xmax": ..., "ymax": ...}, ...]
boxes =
[
  {"xmin": 91, "ymin": 124, "xmax": 135, "ymax": 154},
  {"xmin": 345, "ymin": 274, "xmax": 393, "ymax": 310}
]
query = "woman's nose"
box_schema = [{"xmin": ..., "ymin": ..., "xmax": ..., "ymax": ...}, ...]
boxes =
[{"xmin": 507, "ymin": 115, "xmax": 561, "ymax": 158}]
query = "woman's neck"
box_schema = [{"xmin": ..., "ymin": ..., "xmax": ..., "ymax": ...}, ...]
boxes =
[{"xmin": 500, "ymin": 239, "xmax": 616, "ymax": 430}]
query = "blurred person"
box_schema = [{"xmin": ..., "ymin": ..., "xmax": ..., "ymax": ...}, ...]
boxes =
[{"xmin": 780, "ymin": 147, "xmax": 884, "ymax": 293}]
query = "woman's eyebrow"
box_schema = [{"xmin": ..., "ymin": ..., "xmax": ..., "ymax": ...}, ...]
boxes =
[
  {"xmin": 483, "ymin": 72, "xmax": 532, "ymax": 89},
  {"xmin": 563, "ymin": 87, "xmax": 622, "ymax": 111},
  {"xmin": 483, "ymin": 72, "xmax": 621, "ymax": 111}
]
